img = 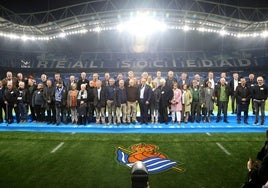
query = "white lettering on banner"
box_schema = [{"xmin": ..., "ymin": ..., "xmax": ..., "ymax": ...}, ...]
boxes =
[
  {"xmin": 238, "ymin": 59, "xmax": 251, "ymax": 66},
  {"xmin": 136, "ymin": 61, "xmax": 147, "ymax": 68},
  {"xmin": 186, "ymin": 60, "xmax": 197, "ymax": 67},
  {"xmin": 118, "ymin": 60, "xmax": 168, "ymax": 68},
  {"xmin": 55, "ymin": 61, "xmax": 66, "ymax": 68},
  {"xmin": 119, "ymin": 61, "xmax": 131, "ymax": 68},
  {"xmin": 201, "ymin": 60, "xmax": 214, "ymax": 67},
  {"xmin": 33, "ymin": 57, "xmax": 259, "ymax": 68},
  {"xmin": 89, "ymin": 61, "xmax": 99, "ymax": 68},
  {"xmin": 72, "ymin": 61, "xmax": 84, "ymax": 68},
  {"xmin": 37, "ymin": 61, "xmax": 49, "ymax": 68},
  {"xmin": 219, "ymin": 60, "xmax": 234, "ymax": 67},
  {"xmin": 154, "ymin": 61, "xmax": 165, "ymax": 67},
  {"xmin": 172, "ymin": 59, "xmax": 177, "ymax": 67}
]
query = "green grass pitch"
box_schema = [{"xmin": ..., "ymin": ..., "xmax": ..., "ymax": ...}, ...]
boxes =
[{"xmin": 0, "ymin": 132, "xmax": 266, "ymax": 188}]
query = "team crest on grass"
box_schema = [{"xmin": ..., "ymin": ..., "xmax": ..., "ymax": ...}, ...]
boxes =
[{"xmin": 116, "ymin": 143, "xmax": 184, "ymax": 174}]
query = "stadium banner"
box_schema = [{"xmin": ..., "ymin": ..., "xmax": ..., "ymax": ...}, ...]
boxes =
[{"xmin": 0, "ymin": 52, "xmax": 264, "ymax": 69}]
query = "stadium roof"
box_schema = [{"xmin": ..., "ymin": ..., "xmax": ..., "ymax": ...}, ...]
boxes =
[{"xmin": 0, "ymin": 0, "xmax": 268, "ymax": 40}]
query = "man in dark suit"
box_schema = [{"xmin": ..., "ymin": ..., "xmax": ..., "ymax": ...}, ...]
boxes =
[
  {"xmin": 3, "ymin": 82, "xmax": 18, "ymax": 124},
  {"xmin": 94, "ymin": 80, "xmax": 106, "ymax": 125},
  {"xmin": 158, "ymin": 78, "xmax": 173, "ymax": 124},
  {"xmin": 235, "ymin": 77, "xmax": 251, "ymax": 124},
  {"xmin": 138, "ymin": 78, "xmax": 152, "ymax": 124}
]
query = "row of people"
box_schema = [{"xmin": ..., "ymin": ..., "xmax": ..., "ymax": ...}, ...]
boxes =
[{"xmin": 0, "ymin": 70, "xmax": 266, "ymax": 125}]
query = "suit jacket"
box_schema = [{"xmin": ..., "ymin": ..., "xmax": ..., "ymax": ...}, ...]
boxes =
[
  {"xmin": 138, "ymin": 84, "xmax": 152, "ymax": 103},
  {"xmin": 215, "ymin": 84, "xmax": 231, "ymax": 103},
  {"xmin": 235, "ymin": 85, "xmax": 251, "ymax": 104},
  {"xmin": 178, "ymin": 79, "xmax": 191, "ymax": 89},
  {"xmin": 159, "ymin": 84, "xmax": 173, "ymax": 107},
  {"xmin": 93, "ymin": 87, "xmax": 106, "ymax": 107},
  {"xmin": 3, "ymin": 88, "xmax": 18, "ymax": 104},
  {"xmin": 229, "ymin": 79, "xmax": 241, "ymax": 96}
]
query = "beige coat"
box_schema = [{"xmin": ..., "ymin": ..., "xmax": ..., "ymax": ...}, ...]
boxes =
[{"xmin": 182, "ymin": 89, "xmax": 192, "ymax": 112}]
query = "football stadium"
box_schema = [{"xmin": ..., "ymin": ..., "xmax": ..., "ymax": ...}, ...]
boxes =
[{"xmin": 0, "ymin": 0, "xmax": 268, "ymax": 187}]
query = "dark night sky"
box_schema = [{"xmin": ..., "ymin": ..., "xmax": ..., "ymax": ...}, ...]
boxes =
[
  {"xmin": 1, "ymin": 0, "xmax": 268, "ymax": 13},
  {"xmin": 0, "ymin": 0, "xmax": 92, "ymax": 13}
]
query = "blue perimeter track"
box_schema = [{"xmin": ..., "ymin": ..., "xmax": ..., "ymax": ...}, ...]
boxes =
[{"xmin": 0, "ymin": 115, "xmax": 267, "ymax": 133}]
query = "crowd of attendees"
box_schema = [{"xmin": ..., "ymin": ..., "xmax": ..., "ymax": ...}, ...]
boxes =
[{"xmin": 0, "ymin": 70, "xmax": 267, "ymax": 126}]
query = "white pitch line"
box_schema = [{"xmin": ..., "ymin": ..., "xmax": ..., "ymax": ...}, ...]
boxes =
[
  {"xmin": 216, "ymin": 142, "xmax": 231, "ymax": 155},
  {"xmin": 206, "ymin": 132, "xmax": 211, "ymax": 136},
  {"xmin": 51, "ymin": 142, "xmax": 64, "ymax": 153}
]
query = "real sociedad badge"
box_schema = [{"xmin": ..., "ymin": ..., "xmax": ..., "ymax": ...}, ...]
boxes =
[{"xmin": 116, "ymin": 143, "xmax": 184, "ymax": 174}]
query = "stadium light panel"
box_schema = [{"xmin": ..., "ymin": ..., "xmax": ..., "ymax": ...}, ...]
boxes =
[
  {"xmin": 59, "ymin": 32, "xmax": 66, "ymax": 38},
  {"xmin": 261, "ymin": 31, "xmax": 268, "ymax": 38},
  {"xmin": 183, "ymin": 25, "xmax": 190, "ymax": 31},
  {"xmin": 116, "ymin": 13, "xmax": 167, "ymax": 36},
  {"xmin": 219, "ymin": 30, "xmax": 228, "ymax": 36},
  {"xmin": 93, "ymin": 26, "xmax": 101, "ymax": 32}
]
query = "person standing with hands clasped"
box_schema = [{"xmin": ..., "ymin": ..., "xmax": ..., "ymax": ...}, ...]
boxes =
[
  {"xmin": 235, "ymin": 77, "xmax": 251, "ymax": 124},
  {"xmin": 253, "ymin": 76, "xmax": 267, "ymax": 126}
]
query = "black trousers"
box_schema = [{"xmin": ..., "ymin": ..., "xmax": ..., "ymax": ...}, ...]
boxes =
[
  {"xmin": 139, "ymin": 99, "xmax": 149, "ymax": 123},
  {"xmin": 191, "ymin": 101, "xmax": 201, "ymax": 122},
  {"xmin": 87, "ymin": 102, "xmax": 95, "ymax": 123},
  {"xmin": 217, "ymin": 101, "xmax": 228, "ymax": 121},
  {"xmin": 159, "ymin": 103, "xmax": 169, "ymax": 124},
  {"xmin": 237, "ymin": 103, "xmax": 249, "ymax": 122}
]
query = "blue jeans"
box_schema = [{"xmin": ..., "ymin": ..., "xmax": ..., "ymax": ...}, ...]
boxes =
[{"xmin": 18, "ymin": 102, "xmax": 27, "ymax": 121}]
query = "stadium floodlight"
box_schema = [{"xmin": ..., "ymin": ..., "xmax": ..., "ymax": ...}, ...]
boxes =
[
  {"xmin": 197, "ymin": 27, "xmax": 205, "ymax": 32},
  {"xmin": 21, "ymin": 35, "xmax": 29, "ymax": 41},
  {"xmin": 93, "ymin": 26, "xmax": 101, "ymax": 33},
  {"xmin": 183, "ymin": 25, "xmax": 190, "ymax": 31},
  {"xmin": 116, "ymin": 13, "xmax": 167, "ymax": 36},
  {"xmin": 261, "ymin": 31, "xmax": 268, "ymax": 38},
  {"xmin": 219, "ymin": 30, "xmax": 228, "ymax": 36},
  {"xmin": 59, "ymin": 32, "xmax": 66, "ymax": 38},
  {"xmin": 131, "ymin": 161, "xmax": 149, "ymax": 188}
]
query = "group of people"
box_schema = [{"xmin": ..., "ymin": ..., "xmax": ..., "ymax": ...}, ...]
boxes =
[{"xmin": 0, "ymin": 70, "xmax": 267, "ymax": 126}]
